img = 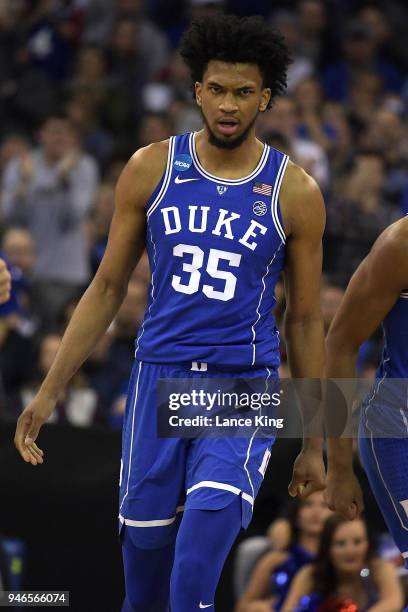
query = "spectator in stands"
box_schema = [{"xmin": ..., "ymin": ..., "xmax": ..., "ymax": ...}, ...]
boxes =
[
  {"xmin": 236, "ymin": 492, "xmax": 332, "ymax": 612},
  {"xmin": 87, "ymin": 181, "xmax": 115, "ymax": 275},
  {"xmin": 293, "ymin": 77, "xmax": 334, "ymax": 155},
  {"xmin": 1, "ymin": 228, "xmax": 35, "ymax": 279},
  {"xmin": 324, "ymin": 151, "xmax": 399, "ymax": 286},
  {"xmin": 270, "ymin": 11, "xmax": 314, "ymax": 94},
  {"xmin": 322, "ymin": 19, "xmax": 403, "ymax": 103},
  {"xmin": 259, "ymin": 96, "xmax": 330, "ymax": 191},
  {"xmin": 65, "ymin": 91, "xmax": 114, "ymax": 170},
  {"xmin": 1, "ymin": 113, "xmax": 98, "ymax": 329},
  {"xmin": 281, "ymin": 514, "xmax": 403, "ymax": 612},
  {"xmin": 136, "ymin": 112, "xmax": 174, "ymax": 149},
  {"xmin": 7, "ymin": 332, "xmax": 97, "ymax": 427},
  {"xmin": 296, "ymin": 0, "xmax": 340, "ymax": 70},
  {"xmin": 0, "ymin": 134, "xmax": 31, "ymax": 177},
  {"xmin": 358, "ymin": 4, "xmax": 408, "ymax": 73},
  {"xmin": 360, "ymin": 108, "xmax": 408, "ymax": 209},
  {"xmin": 87, "ymin": 280, "xmax": 147, "ymax": 423},
  {"xmin": 0, "ymin": 281, "xmax": 34, "ymax": 399},
  {"xmin": 320, "ymin": 281, "xmax": 344, "ymax": 334},
  {"xmin": 82, "ymin": 0, "xmax": 170, "ymax": 80},
  {"xmin": 1, "ymin": 228, "xmax": 37, "ymax": 329},
  {"xmin": 0, "ymin": 257, "xmax": 11, "ymax": 305}
]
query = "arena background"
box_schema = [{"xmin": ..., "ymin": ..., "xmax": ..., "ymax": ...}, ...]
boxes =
[{"xmin": 0, "ymin": 0, "xmax": 407, "ymax": 610}]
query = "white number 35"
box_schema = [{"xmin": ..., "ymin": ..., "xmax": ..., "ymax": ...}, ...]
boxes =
[{"xmin": 171, "ymin": 244, "xmax": 241, "ymax": 302}]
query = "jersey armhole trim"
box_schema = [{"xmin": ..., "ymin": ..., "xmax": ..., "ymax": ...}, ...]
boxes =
[
  {"xmin": 271, "ymin": 154, "xmax": 289, "ymax": 244},
  {"xmin": 146, "ymin": 137, "xmax": 175, "ymax": 218}
]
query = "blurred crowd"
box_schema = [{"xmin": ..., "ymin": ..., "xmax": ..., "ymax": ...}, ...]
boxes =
[
  {"xmin": 0, "ymin": 0, "xmax": 407, "ymax": 426},
  {"xmin": 235, "ymin": 492, "xmax": 406, "ymax": 611}
]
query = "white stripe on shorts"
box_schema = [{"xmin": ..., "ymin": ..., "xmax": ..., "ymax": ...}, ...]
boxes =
[
  {"xmin": 119, "ymin": 505, "xmax": 185, "ymax": 528},
  {"xmin": 186, "ymin": 480, "xmax": 254, "ymax": 506}
]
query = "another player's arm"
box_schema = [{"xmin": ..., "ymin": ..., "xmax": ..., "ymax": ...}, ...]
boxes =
[
  {"xmin": 280, "ymin": 164, "xmax": 326, "ymax": 497},
  {"xmin": 235, "ymin": 551, "xmax": 288, "ymax": 612},
  {"xmin": 325, "ymin": 221, "xmax": 408, "ymax": 518},
  {"xmin": 14, "ymin": 142, "xmax": 169, "ymax": 465}
]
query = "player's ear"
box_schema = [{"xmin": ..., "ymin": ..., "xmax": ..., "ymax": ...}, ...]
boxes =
[
  {"xmin": 195, "ymin": 82, "xmax": 203, "ymax": 107},
  {"xmin": 259, "ymin": 88, "xmax": 271, "ymax": 112}
]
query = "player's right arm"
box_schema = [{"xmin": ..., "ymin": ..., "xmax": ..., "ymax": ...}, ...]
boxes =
[
  {"xmin": 14, "ymin": 142, "xmax": 169, "ymax": 466},
  {"xmin": 325, "ymin": 219, "xmax": 408, "ymax": 518}
]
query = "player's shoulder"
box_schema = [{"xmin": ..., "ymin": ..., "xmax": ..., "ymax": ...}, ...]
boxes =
[
  {"xmin": 128, "ymin": 139, "xmax": 170, "ymax": 175},
  {"xmin": 116, "ymin": 139, "xmax": 171, "ymax": 202},
  {"xmin": 371, "ymin": 216, "xmax": 408, "ymax": 265},
  {"xmin": 361, "ymin": 217, "xmax": 408, "ymax": 290},
  {"xmin": 282, "ymin": 161, "xmax": 319, "ymax": 195},
  {"xmin": 279, "ymin": 161, "xmax": 325, "ymax": 238}
]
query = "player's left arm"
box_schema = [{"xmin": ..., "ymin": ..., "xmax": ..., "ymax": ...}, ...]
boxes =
[
  {"xmin": 280, "ymin": 164, "xmax": 326, "ymax": 497},
  {"xmin": 325, "ymin": 221, "xmax": 408, "ymax": 518}
]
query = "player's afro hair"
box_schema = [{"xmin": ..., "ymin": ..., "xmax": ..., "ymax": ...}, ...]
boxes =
[{"xmin": 179, "ymin": 14, "xmax": 291, "ymax": 109}]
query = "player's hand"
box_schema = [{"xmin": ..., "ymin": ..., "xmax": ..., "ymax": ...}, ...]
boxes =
[
  {"xmin": 14, "ymin": 394, "xmax": 56, "ymax": 465},
  {"xmin": 0, "ymin": 258, "xmax": 11, "ymax": 304},
  {"xmin": 325, "ymin": 467, "xmax": 364, "ymax": 520},
  {"xmin": 288, "ymin": 448, "xmax": 326, "ymax": 498}
]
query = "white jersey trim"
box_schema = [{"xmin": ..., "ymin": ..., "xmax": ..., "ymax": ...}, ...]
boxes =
[
  {"xmin": 250, "ymin": 242, "xmax": 284, "ymax": 366},
  {"xmin": 146, "ymin": 136, "xmax": 175, "ymax": 218},
  {"xmin": 189, "ymin": 132, "xmax": 269, "ymax": 185},
  {"xmin": 400, "ymin": 292, "xmax": 408, "ymax": 299},
  {"xmin": 119, "ymin": 506, "xmax": 184, "ymax": 528},
  {"xmin": 186, "ymin": 480, "xmax": 254, "ymax": 506},
  {"xmin": 271, "ymin": 155, "xmax": 289, "ymax": 244},
  {"xmin": 119, "ymin": 361, "xmax": 143, "ymax": 513},
  {"xmin": 134, "ymin": 226, "xmax": 157, "ymax": 357},
  {"xmin": 244, "ymin": 367, "xmax": 272, "ymax": 500}
]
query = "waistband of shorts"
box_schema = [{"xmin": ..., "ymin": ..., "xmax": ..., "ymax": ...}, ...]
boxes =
[{"xmin": 139, "ymin": 359, "xmax": 278, "ymax": 375}]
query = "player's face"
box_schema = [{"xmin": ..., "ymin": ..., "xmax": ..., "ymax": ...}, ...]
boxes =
[
  {"xmin": 195, "ymin": 60, "xmax": 271, "ymax": 149},
  {"xmin": 297, "ymin": 491, "xmax": 332, "ymax": 537},
  {"xmin": 329, "ymin": 520, "xmax": 369, "ymax": 573}
]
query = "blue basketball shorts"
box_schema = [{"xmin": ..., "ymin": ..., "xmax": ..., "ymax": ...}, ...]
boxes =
[
  {"xmin": 118, "ymin": 359, "xmax": 277, "ymax": 548},
  {"xmin": 359, "ymin": 395, "xmax": 408, "ymax": 567}
]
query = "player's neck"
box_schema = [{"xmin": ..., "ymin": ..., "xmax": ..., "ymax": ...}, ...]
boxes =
[{"xmin": 195, "ymin": 128, "xmax": 264, "ymax": 180}]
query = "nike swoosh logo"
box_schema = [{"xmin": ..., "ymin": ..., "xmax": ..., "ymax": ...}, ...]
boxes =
[
  {"xmin": 175, "ymin": 176, "xmax": 200, "ymax": 184},
  {"xmin": 199, "ymin": 604, "xmax": 213, "ymax": 609}
]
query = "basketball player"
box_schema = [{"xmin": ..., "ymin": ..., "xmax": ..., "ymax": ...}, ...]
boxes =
[
  {"xmin": 14, "ymin": 15, "xmax": 326, "ymax": 611},
  {"xmin": 325, "ymin": 217, "xmax": 408, "ymax": 576}
]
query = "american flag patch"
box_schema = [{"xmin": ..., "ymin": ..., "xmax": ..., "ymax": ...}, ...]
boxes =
[{"xmin": 253, "ymin": 182, "xmax": 272, "ymax": 196}]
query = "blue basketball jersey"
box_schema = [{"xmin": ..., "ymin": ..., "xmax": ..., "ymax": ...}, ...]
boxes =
[
  {"xmin": 377, "ymin": 290, "xmax": 408, "ymax": 379},
  {"xmin": 135, "ymin": 132, "xmax": 288, "ymax": 368}
]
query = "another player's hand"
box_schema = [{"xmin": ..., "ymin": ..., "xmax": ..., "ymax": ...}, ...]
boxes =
[
  {"xmin": 288, "ymin": 448, "xmax": 326, "ymax": 498},
  {"xmin": 325, "ymin": 467, "xmax": 364, "ymax": 520},
  {"xmin": 14, "ymin": 394, "xmax": 56, "ymax": 465},
  {"xmin": 0, "ymin": 258, "xmax": 11, "ymax": 304}
]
